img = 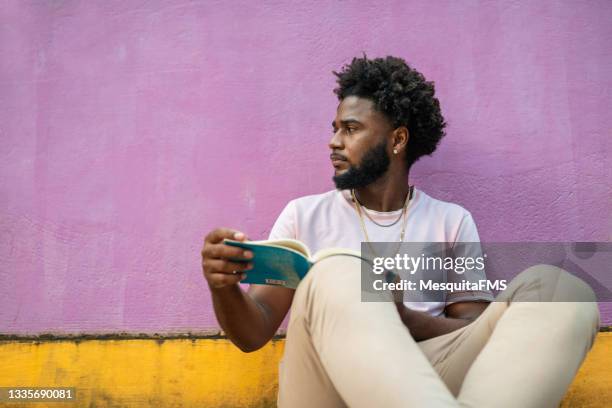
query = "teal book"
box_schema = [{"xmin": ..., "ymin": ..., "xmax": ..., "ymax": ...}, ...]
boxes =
[{"xmin": 223, "ymin": 239, "xmax": 361, "ymax": 289}]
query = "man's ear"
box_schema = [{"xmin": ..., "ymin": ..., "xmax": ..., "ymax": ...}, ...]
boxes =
[{"xmin": 392, "ymin": 127, "xmax": 409, "ymax": 154}]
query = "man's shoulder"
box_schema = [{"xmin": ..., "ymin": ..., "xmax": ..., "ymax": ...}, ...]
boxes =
[
  {"xmin": 416, "ymin": 189, "xmax": 473, "ymax": 220},
  {"xmin": 280, "ymin": 190, "xmax": 349, "ymax": 220},
  {"xmin": 416, "ymin": 190, "xmax": 479, "ymax": 240},
  {"xmin": 290, "ymin": 189, "xmax": 340, "ymax": 207}
]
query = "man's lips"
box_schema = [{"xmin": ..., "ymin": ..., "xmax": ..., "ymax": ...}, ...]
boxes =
[{"xmin": 330, "ymin": 154, "xmax": 348, "ymax": 168}]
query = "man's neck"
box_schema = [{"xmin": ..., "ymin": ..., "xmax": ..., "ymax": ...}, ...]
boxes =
[{"xmin": 353, "ymin": 171, "xmax": 410, "ymax": 212}]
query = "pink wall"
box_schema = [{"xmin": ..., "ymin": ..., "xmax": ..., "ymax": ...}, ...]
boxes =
[{"xmin": 1, "ymin": 1, "xmax": 611, "ymax": 334}]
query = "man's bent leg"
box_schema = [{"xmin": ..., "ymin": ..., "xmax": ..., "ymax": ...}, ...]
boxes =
[
  {"xmin": 278, "ymin": 255, "xmax": 458, "ymax": 408},
  {"xmin": 455, "ymin": 265, "xmax": 600, "ymax": 408},
  {"xmin": 417, "ymin": 301, "xmax": 509, "ymax": 396}
]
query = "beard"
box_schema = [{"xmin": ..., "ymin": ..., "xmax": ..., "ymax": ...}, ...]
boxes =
[{"xmin": 332, "ymin": 140, "xmax": 391, "ymax": 190}]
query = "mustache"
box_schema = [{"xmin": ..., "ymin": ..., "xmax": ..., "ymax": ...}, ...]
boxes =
[{"xmin": 330, "ymin": 153, "xmax": 348, "ymax": 161}]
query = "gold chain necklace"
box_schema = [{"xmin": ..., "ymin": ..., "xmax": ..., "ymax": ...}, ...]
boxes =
[
  {"xmin": 353, "ymin": 193, "xmax": 405, "ymax": 227},
  {"xmin": 351, "ymin": 186, "xmax": 414, "ymax": 257}
]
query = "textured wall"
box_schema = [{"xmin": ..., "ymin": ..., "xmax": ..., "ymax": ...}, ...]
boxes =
[{"xmin": 1, "ymin": 0, "xmax": 611, "ymax": 334}]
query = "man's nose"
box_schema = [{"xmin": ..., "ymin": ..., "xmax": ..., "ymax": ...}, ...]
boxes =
[{"xmin": 329, "ymin": 130, "xmax": 343, "ymax": 150}]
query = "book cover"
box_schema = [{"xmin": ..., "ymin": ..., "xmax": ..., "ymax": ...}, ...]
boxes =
[{"xmin": 224, "ymin": 239, "xmax": 312, "ymax": 289}]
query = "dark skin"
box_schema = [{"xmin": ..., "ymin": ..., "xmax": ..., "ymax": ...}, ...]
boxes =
[{"xmin": 201, "ymin": 96, "xmax": 489, "ymax": 352}]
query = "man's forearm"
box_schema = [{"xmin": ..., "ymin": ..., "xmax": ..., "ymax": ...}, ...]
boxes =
[
  {"xmin": 210, "ymin": 285, "xmax": 272, "ymax": 352},
  {"xmin": 397, "ymin": 305, "xmax": 475, "ymax": 341}
]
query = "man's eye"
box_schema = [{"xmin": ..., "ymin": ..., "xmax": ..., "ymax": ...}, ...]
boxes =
[{"xmin": 347, "ymin": 127, "xmax": 355, "ymax": 133}]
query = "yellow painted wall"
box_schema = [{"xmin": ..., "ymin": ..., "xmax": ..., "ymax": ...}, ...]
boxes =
[{"xmin": 0, "ymin": 333, "xmax": 610, "ymax": 407}]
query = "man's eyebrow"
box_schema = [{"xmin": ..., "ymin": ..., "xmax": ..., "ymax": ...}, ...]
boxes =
[{"xmin": 332, "ymin": 119, "xmax": 362, "ymax": 128}]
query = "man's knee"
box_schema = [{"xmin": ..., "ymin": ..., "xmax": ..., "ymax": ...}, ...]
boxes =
[
  {"xmin": 501, "ymin": 264, "xmax": 600, "ymax": 346},
  {"xmin": 504, "ymin": 264, "xmax": 598, "ymax": 303}
]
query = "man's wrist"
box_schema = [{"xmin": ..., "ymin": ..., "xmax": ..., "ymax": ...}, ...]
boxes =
[{"xmin": 210, "ymin": 282, "xmax": 242, "ymax": 298}]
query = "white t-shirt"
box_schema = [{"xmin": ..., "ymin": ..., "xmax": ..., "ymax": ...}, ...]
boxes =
[{"xmin": 268, "ymin": 188, "xmax": 494, "ymax": 316}]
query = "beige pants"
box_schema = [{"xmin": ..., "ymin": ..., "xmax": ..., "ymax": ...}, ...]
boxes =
[{"xmin": 278, "ymin": 256, "xmax": 600, "ymax": 408}]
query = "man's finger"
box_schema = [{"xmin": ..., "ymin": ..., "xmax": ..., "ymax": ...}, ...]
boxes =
[
  {"xmin": 383, "ymin": 270, "xmax": 404, "ymax": 303},
  {"xmin": 205, "ymin": 228, "xmax": 248, "ymax": 244},
  {"xmin": 208, "ymin": 272, "xmax": 248, "ymax": 289},
  {"xmin": 202, "ymin": 243, "xmax": 254, "ymax": 261},
  {"xmin": 233, "ymin": 231, "xmax": 248, "ymax": 241},
  {"xmin": 202, "ymin": 259, "xmax": 253, "ymax": 274}
]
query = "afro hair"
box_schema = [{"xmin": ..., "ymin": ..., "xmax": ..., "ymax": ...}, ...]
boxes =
[{"xmin": 333, "ymin": 55, "xmax": 446, "ymax": 170}]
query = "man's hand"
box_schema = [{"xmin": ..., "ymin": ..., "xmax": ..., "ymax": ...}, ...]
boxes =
[
  {"xmin": 397, "ymin": 300, "xmax": 490, "ymax": 341},
  {"xmin": 202, "ymin": 228, "xmax": 286, "ymax": 352},
  {"xmin": 383, "ymin": 270, "xmax": 405, "ymax": 310},
  {"xmin": 201, "ymin": 228, "xmax": 254, "ymax": 289}
]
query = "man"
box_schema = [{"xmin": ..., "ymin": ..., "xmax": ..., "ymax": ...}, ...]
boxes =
[{"xmin": 201, "ymin": 56, "xmax": 599, "ymax": 407}]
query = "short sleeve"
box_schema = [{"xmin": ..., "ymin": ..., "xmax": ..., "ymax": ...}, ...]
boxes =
[
  {"xmin": 268, "ymin": 200, "xmax": 297, "ymax": 240},
  {"xmin": 454, "ymin": 211, "xmax": 480, "ymax": 243},
  {"xmin": 445, "ymin": 212, "xmax": 495, "ymax": 304}
]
